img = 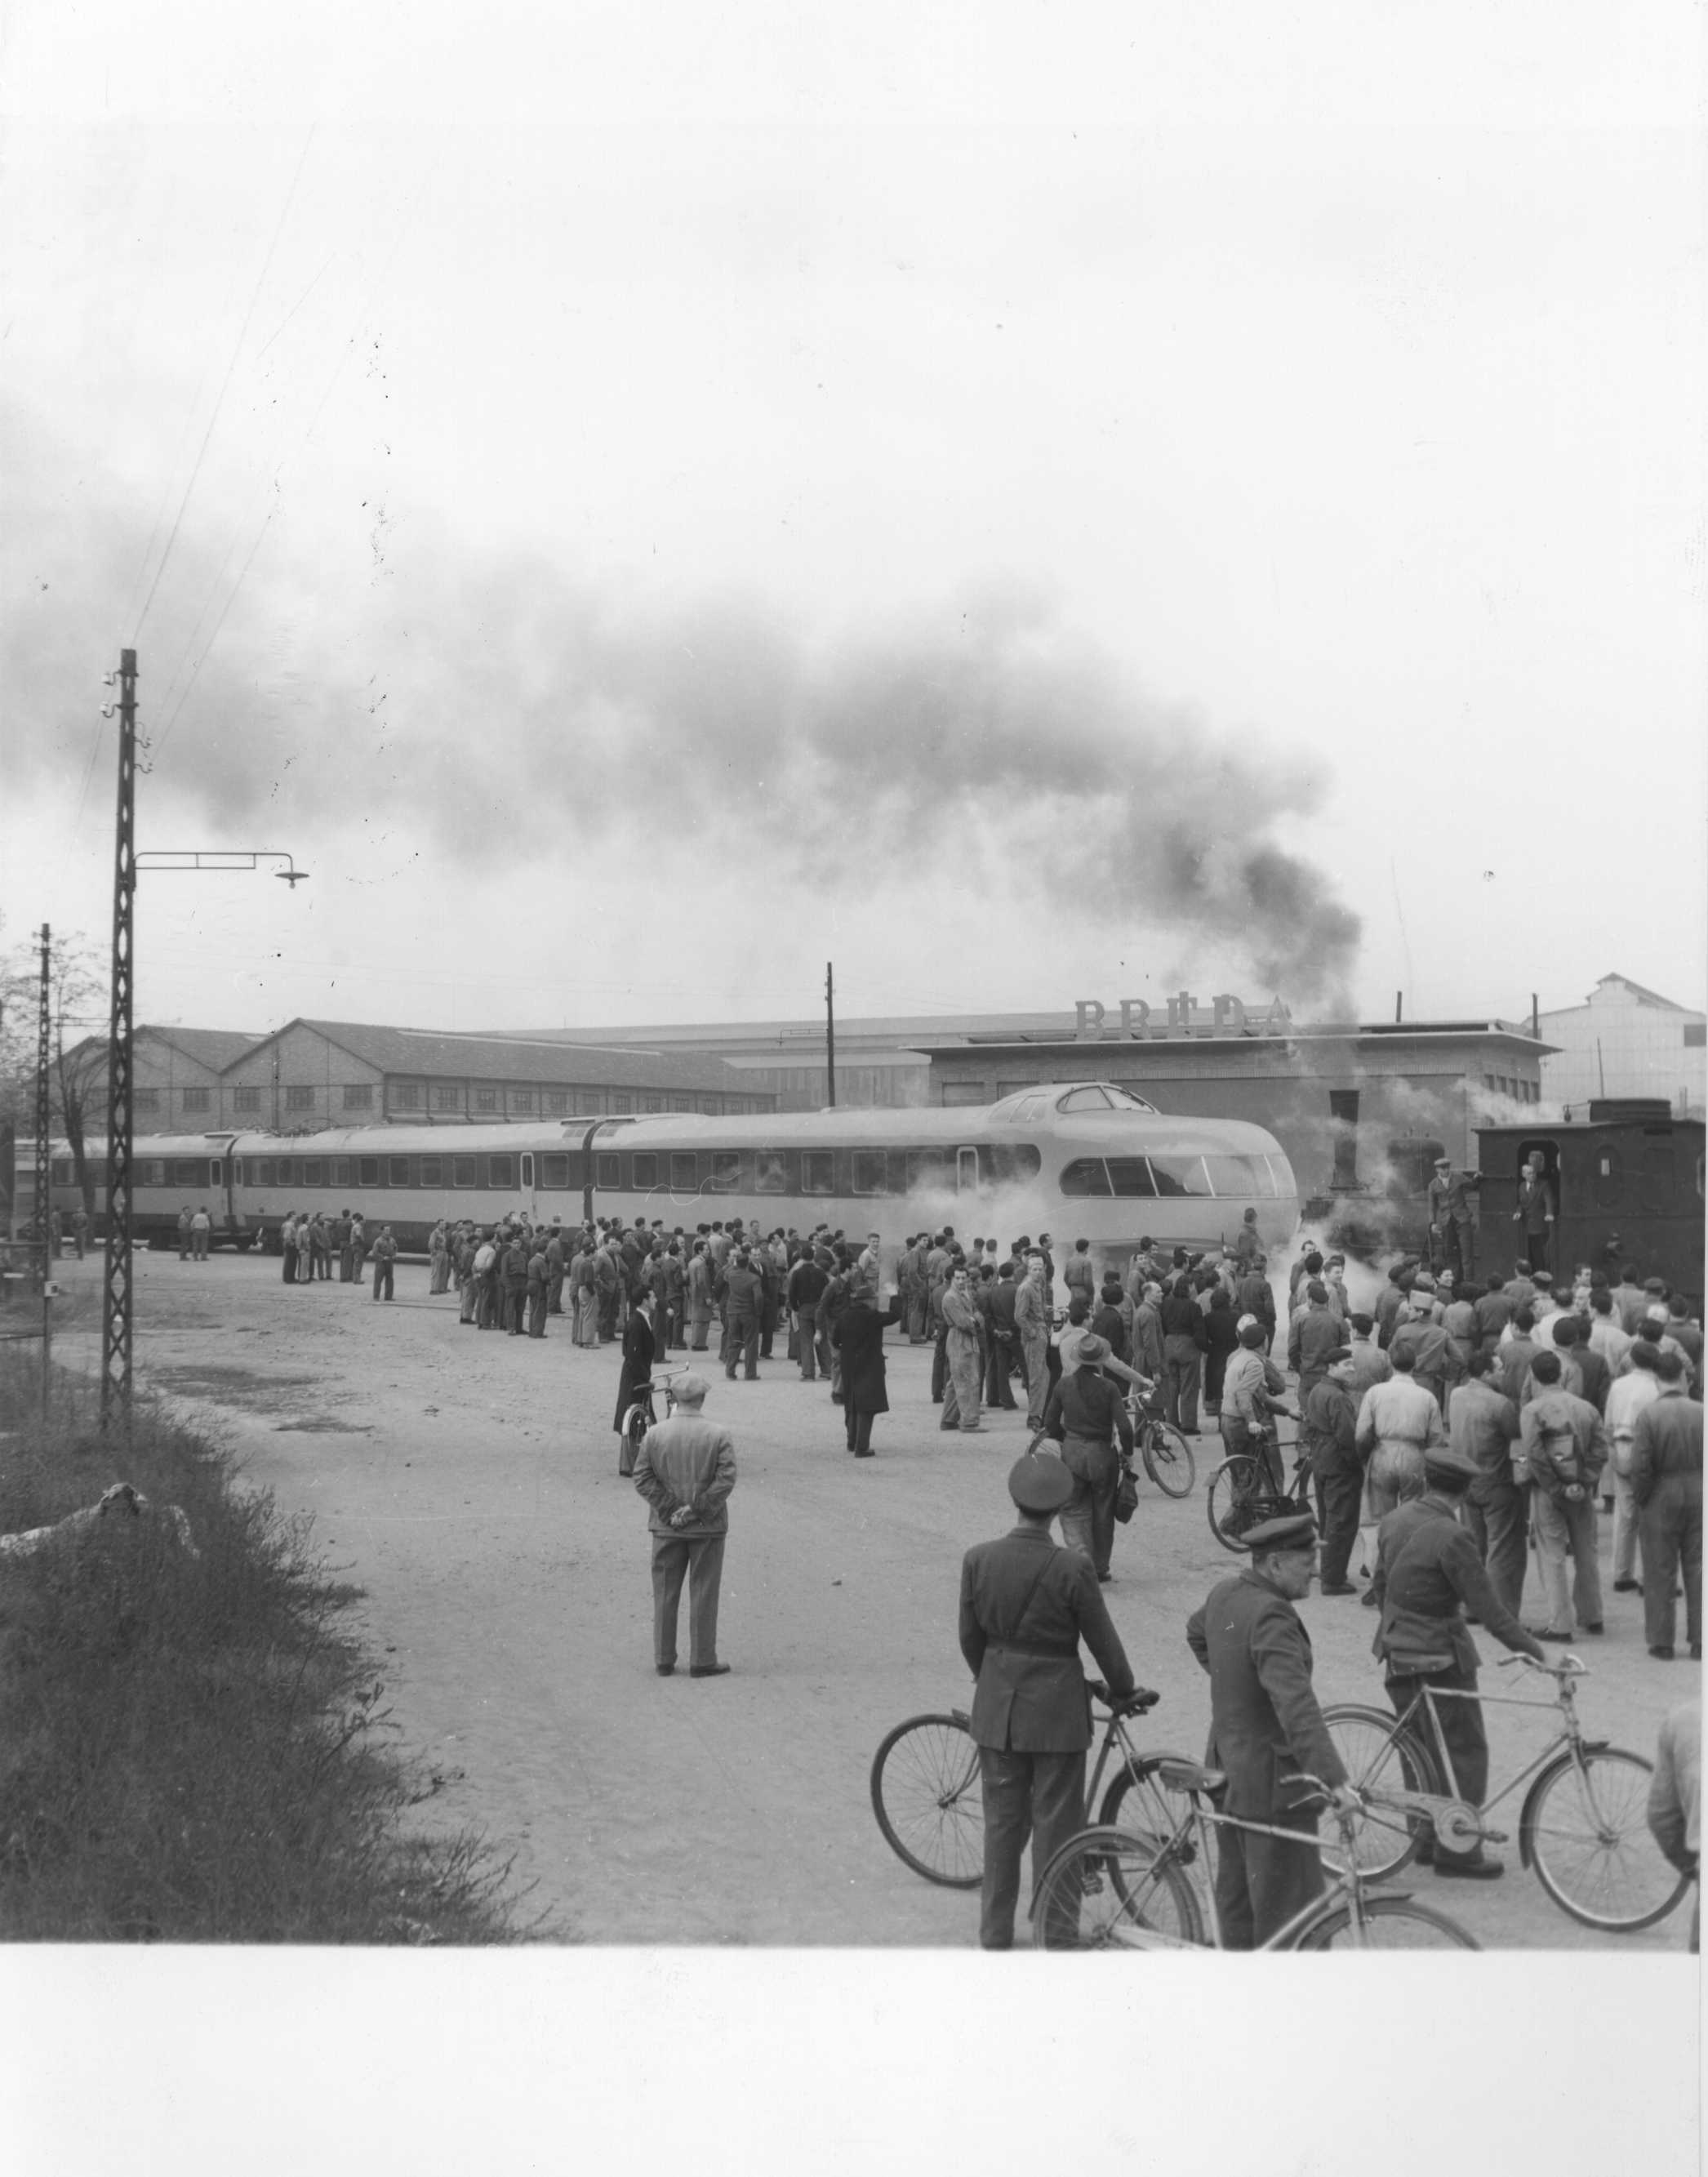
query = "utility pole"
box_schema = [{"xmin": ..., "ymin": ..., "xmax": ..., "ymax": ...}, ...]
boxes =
[
  {"xmin": 825, "ymin": 962, "xmax": 837, "ymax": 1109},
  {"xmin": 101, "ymin": 650, "xmax": 138, "ymax": 1427},
  {"xmin": 34, "ymin": 922, "xmax": 52, "ymax": 1409}
]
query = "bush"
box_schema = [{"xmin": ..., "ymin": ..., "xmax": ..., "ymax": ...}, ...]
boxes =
[{"xmin": 0, "ymin": 1356, "xmax": 522, "ymax": 1942}]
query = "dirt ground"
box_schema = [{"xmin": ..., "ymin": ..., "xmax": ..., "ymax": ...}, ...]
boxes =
[{"xmin": 29, "ymin": 1249, "xmax": 1700, "ymax": 1949}]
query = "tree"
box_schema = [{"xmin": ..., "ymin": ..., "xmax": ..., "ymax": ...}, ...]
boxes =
[{"xmin": 0, "ymin": 928, "xmax": 109, "ymax": 1221}]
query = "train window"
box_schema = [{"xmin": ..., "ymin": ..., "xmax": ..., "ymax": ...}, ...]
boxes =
[
  {"xmin": 1105, "ymin": 1158, "xmax": 1158, "ymax": 1198},
  {"xmin": 519, "ymin": 1155, "xmax": 535, "ymax": 1189},
  {"xmin": 802, "ymin": 1151, "xmax": 835, "ymax": 1195},
  {"xmin": 755, "ymin": 1150, "xmax": 790, "ymax": 1194},
  {"xmin": 1149, "ymin": 1155, "xmax": 1212, "ymax": 1197},
  {"xmin": 905, "ymin": 1149, "xmax": 952, "ymax": 1191},
  {"xmin": 389, "ymin": 1158, "xmax": 411, "ymax": 1187},
  {"xmin": 1595, "ymin": 1144, "xmax": 1621, "ymax": 1209},
  {"xmin": 334, "ymin": 1160, "xmax": 351, "ymax": 1186},
  {"xmin": 451, "ymin": 1157, "xmax": 478, "ymax": 1188},
  {"xmin": 708, "ymin": 1151, "xmax": 741, "ymax": 1191},
  {"xmin": 990, "ymin": 1144, "xmax": 1043, "ymax": 1183},
  {"xmin": 419, "ymin": 1156, "xmax": 443, "ymax": 1187},
  {"xmin": 670, "ymin": 1152, "xmax": 697, "ymax": 1191},
  {"xmin": 596, "ymin": 1155, "xmax": 620, "ymax": 1189},
  {"xmin": 172, "ymin": 1159, "xmax": 203, "ymax": 1187},
  {"xmin": 1057, "ymin": 1087, "xmax": 1111, "ymax": 1113},
  {"xmin": 1061, "ymin": 1158, "xmax": 1113, "ymax": 1197},
  {"xmin": 302, "ymin": 1160, "xmax": 324, "ymax": 1186},
  {"xmin": 487, "ymin": 1155, "xmax": 516, "ymax": 1190},
  {"xmin": 358, "ymin": 1158, "xmax": 380, "ymax": 1186},
  {"xmin": 1266, "ymin": 1155, "xmax": 1298, "ymax": 1201},
  {"xmin": 1203, "ymin": 1154, "xmax": 1270, "ymax": 1198},
  {"xmin": 278, "ymin": 1159, "xmax": 297, "ymax": 1185},
  {"xmin": 256, "ymin": 1159, "xmax": 277, "ymax": 1187},
  {"xmin": 1103, "ymin": 1085, "xmax": 1159, "ymax": 1113},
  {"xmin": 632, "ymin": 1154, "xmax": 659, "ymax": 1189},
  {"xmin": 852, "ymin": 1151, "xmax": 890, "ymax": 1196},
  {"xmin": 541, "ymin": 1155, "xmax": 570, "ymax": 1189}
]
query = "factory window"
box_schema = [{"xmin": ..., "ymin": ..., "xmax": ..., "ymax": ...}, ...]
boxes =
[
  {"xmin": 1060, "ymin": 1159, "xmax": 1113, "ymax": 1197},
  {"xmin": 434, "ymin": 1086, "xmax": 460, "ymax": 1111},
  {"xmin": 613, "ymin": 1095, "xmax": 633, "ymax": 1115},
  {"xmin": 643, "ymin": 1095, "xmax": 664, "ymax": 1113},
  {"xmin": 392, "ymin": 1084, "xmax": 423, "ymax": 1110},
  {"xmin": 344, "ymin": 1084, "xmax": 373, "ymax": 1110},
  {"xmin": 545, "ymin": 1091, "xmax": 568, "ymax": 1115},
  {"xmin": 135, "ymin": 1088, "xmax": 160, "ymax": 1112},
  {"xmin": 669, "ymin": 1096, "xmax": 694, "ymax": 1113},
  {"xmin": 418, "ymin": 1157, "xmax": 443, "ymax": 1186},
  {"xmin": 233, "ymin": 1087, "xmax": 261, "ymax": 1112},
  {"xmin": 941, "ymin": 1083, "xmax": 988, "ymax": 1107},
  {"xmin": 284, "ymin": 1086, "xmax": 314, "ymax": 1111},
  {"xmin": 475, "ymin": 1088, "xmax": 498, "ymax": 1112},
  {"xmin": 509, "ymin": 1089, "xmax": 535, "ymax": 1113},
  {"xmin": 1684, "ymin": 1023, "xmax": 1706, "ymax": 1048},
  {"xmin": 183, "ymin": 1088, "xmax": 211, "ymax": 1112}
]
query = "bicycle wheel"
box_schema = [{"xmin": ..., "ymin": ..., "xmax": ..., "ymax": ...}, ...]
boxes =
[
  {"xmin": 1291, "ymin": 1894, "xmax": 1479, "ymax": 1951},
  {"xmin": 1140, "ymin": 1421, "xmax": 1196, "ymax": 1499},
  {"xmin": 1319, "ymin": 1704, "xmax": 1444, "ymax": 1881},
  {"xmin": 1099, "ymin": 1752, "xmax": 1217, "ymax": 1896},
  {"xmin": 1204, "ymin": 1455, "xmax": 1268, "ymax": 1552},
  {"xmin": 1523, "ymin": 1748, "xmax": 1692, "ymax": 1932},
  {"xmin": 1029, "ymin": 1826, "xmax": 1204, "ymax": 1949},
  {"xmin": 870, "ymin": 1714, "xmax": 984, "ymax": 1889},
  {"xmin": 618, "ymin": 1404, "xmax": 648, "ymax": 1476}
]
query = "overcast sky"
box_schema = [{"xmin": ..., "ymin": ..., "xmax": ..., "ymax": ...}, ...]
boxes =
[{"xmin": 3, "ymin": 3, "xmax": 1704, "ymax": 1043}]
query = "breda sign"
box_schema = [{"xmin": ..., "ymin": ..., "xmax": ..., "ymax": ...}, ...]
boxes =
[{"xmin": 1073, "ymin": 995, "xmax": 1293, "ymax": 1039}]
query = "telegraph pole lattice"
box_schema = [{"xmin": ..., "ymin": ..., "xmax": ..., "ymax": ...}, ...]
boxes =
[{"xmin": 100, "ymin": 650, "xmax": 138, "ymax": 1427}]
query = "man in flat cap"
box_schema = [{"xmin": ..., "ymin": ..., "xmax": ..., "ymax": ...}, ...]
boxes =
[
  {"xmin": 1301, "ymin": 1349, "xmax": 1364, "ymax": 1595},
  {"xmin": 1427, "ymin": 1154, "xmax": 1478, "ymax": 1285},
  {"xmin": 1371, "ymin": 1445, "xmax": 1547, "ymax": 1876},
  {"xmin": 632, "ymin": 1373, "xmax": 736, "ymax": 1679},
  {"xmin": 959, "ymin": 1454, "xmax": 1142, "ymax": 1949},
  {"xmin": 1185, "ymin": 1513, "xmax": 1357, "ymax": 1946}
]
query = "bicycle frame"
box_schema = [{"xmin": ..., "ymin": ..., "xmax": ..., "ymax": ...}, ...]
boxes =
[{"xmin": 1385, "ymin": 1667, "xmax": 1590, "ymax": 1825}]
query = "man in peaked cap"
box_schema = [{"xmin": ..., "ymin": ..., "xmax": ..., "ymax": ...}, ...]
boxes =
[
  {"xmin": 1185, "ymin": 1513, "xmax": 1357, "ymax": 1946},
  {"xmin": 1370, "ymin": 1443, "xmax": 1546, "ymax": 1877},
  {"xmin": 959, "ymin": 1454, "xmax": 1143, "ymax": 1949}
]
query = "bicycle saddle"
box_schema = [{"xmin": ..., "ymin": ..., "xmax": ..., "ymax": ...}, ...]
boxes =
[{"xmin": 1155, "ymin": 1758, "xmax": 1225, "ymax": 1795}]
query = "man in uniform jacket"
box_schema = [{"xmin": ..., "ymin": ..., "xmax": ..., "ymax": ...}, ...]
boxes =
[
  {"xmin": 1371, "ymin": 1445, "xmax": 1546, "ymax": 1874},
  {"xmin": 959, "ymin": 1454, "xmax": 1141, "ymax": 1949},
  {"xmin": 830, "ymin": 1288, "xmax": 905, "ymax": 1455},
  {"xmin": 1427, "ymin": 1155, "xmax": 1478, "ymax": 1284},
  {"xmin": 1185, "ymin": 1512, "xmax": 1356, "ymax": 1947},
  {"xmin": 1629, "ymin": 1351, "xmax": 1703, "ymax": 1660},
  {"xmin": 633, "ymin": 1373, "xmax": 736, "ymax": 1676}
]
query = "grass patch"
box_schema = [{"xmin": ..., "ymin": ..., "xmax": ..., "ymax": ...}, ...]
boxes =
[{"xmin": 0, "ymin": 1355, "xmax": 527, "ymax": 1943}]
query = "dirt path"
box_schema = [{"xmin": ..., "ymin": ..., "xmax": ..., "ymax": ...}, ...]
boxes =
[{"xmin": 41, "ymin": 1251, "xmax": 1697, "ymax": 1948}]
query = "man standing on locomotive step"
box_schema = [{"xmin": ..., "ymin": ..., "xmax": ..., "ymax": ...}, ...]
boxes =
[
  {"xmin": 1513, "ymin": 1153, "xmax": 1556, "ymax": 1275},
  {"xmin": 633, "ymin": 1373, "xmax": 736, "ymax": 1678},
  {"xmin": 1185, "ymin": 1513, "xmax": 1359, "ymax": 1948},
  {"xmin": 959, "ymin": 1454, "xmax": 1142, "ymax": 1949}
]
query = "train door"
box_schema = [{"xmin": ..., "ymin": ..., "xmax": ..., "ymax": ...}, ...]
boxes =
[
  {"xmin": 956, "ymin": 1146, "xmax": 980, "ymax": 1195},
  {"xmin": 520, "ymin": 1151, "xmax": 537, "ymax": 1219}
]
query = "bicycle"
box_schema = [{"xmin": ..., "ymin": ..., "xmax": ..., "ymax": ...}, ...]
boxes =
[
  {"xmin": 870, "ymin": 1685, "xmax": 1208, "ymax": 1895},
  {"xmin": 1125, "ymin": 1383, "xmax": 1196, "ymax": 1499},
  {"xmin": 618, "ymin": 1364, "xmax": 695, "ymax": 1477},
  {"xmin": 1203, "ymin": 1413, "xmax": 1311, "ymax": 1552},
  {"xmin": 1029, "ymin": 1767, "xmax": 1484, "ymax": 1950},
  {"xmin": 1320, "ymin": 1653, "xmax": 1691, "ymax": 1931}
]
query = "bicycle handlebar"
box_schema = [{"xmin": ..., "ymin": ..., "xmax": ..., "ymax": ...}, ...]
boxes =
[
  {"xmin": 1499, "ymin": 1652, "xmax": 1588, "ymax": 1679},
  {"xmin": 1089, "ymin": 1682, "xmax": 1161, "ymax": 1716}
]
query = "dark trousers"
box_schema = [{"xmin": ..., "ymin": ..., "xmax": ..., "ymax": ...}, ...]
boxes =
[
  {"xmin": 371, "ymin": 1258, "xmax": 394, "ymax": 1300},
  {"xmin": 985, "ymin": 1333, "xmax": 1017, "ymax": 1408},
  {"xmin": 651, "ymin": 1533, "xmax": 725, "ymax": 1670},
  {"xmin": 844, "ymin": 1406, "xmax": 874, "ymax": 1454},
  {"xmin": 1465, "ymin": 1482, "xmax": 1530, "ymax": 1618},
  {"xmin": 1163, "ymin": 1338, "xmax": 1202, "ymax": 1433},
  {"xmin": 1443, "ymin": 1222, "xmax": 1474, "ymax": 1284},
  {"xmin": 931, "ymin": 1323, "xmax": 950, "ymax": 1401},
  {"xmin": 1313, "ymin": 1460, "xmax": 1364, "ymax": 1587},
  {"xmin": 478, "ymin": 1279, "xmax": 500, "ymax": 1329},
  {"xmin": 505, "ymin": 1284, "xmax": 526, "ymax": 1333},
  {"xmin": 724, "ymin": 1313, "xmax": 758, "ymax": 1378},
  {"xmin": 976, "ymin": 1744, "xmax": 1087, "ymax": 1950},
  {"xmin": 1059, "ymin": 1436, "xmax": 1119, "ymax": 1578},
  {"xmin": 598, "ymin": 1289, "xmax": 619, "ymax": 1340},
  {"xmin": 282, "ymin": 1248, "xmax": 295, "ymax": 1283},
  {"xmin": 339, "ymin": 1247, "xmax": 354, "ymax": 1281},
  {"xmin": 1212, "ymin": 1802, "xmax": 1323, "ymax": 1948},
  {"xmin": 1386, "ymin": 1664, "xmax": 1489, "ymax": 1867},
  {"xmin": 547, "ymin": 1271, "xmax": 564, "ymax": 1315},
  {"xmin": 527, "ymin": 1287, "xmax": 547, "ymax": 1337},
  {"xmin": 1639, "ymin": 1478, "xmax": 1703, "ymax": 1652},
  {"xmin": 1523, "ymin": 1227, "xmax": 1551, "ymax": 1274},
  {"xmin": 799, "ymin": 1326, "xmax": 819, "ymax": 1381}
]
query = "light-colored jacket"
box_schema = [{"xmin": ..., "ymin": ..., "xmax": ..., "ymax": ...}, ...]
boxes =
[{"xmin": 633, "ymin": 1411, "xmax": 736, "ymax": 1539}]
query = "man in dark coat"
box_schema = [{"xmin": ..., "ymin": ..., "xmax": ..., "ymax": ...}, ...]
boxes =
[
  {"xmin": 1159, "ymin": 1275, "xmax": 1209, "ymax": 1434},
  {"xmin": 830, "ymin": 1289, "xmax": 905, "ymax": 1454},
  {"xmin": 1630, "ymin": 1352, "xmax": 1704, "ymax": 1660},
  {"xmin": 526, "ymin": 1243, "xmax": 549, "ymax": 1338},
  {"xmin": 787, "ymin": 1249, "xmax": 830, "ymax": 1382},
  {"xmin": 985, "ymin": 1262, "xmax": 1021, "ymax": 1409},
  {"xmin": 1301, "ymin": 1350, "xmax": 1363, "ymax": 1595},
  {"xmin": 720, "ymin": 1249, "xmax": 763, "ymax": 1380},
  {"xmin": 1512, "ymin": 1155, "xmax": 1557, "ymax": 1274},
  {"xmin": 1185, "ymin": 1513, "xmax": 1356, "ymax": 1947},
  {"xmin": 615, "ymin": 1289, "xmax": 658, "ymax": 1472},
  {"xmin": 1041, "ymin": 1335, "xmax": 1134, "ymax": 1583},
  {"xmin": 959, "ymin": 1455, "xmax": 1141, "ymax": 1950}
]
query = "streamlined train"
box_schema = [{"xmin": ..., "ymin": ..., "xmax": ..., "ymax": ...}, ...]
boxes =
[{"xmin": 21, "ymin": 1081, "xmax": 1302, "ymax": 1269}]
